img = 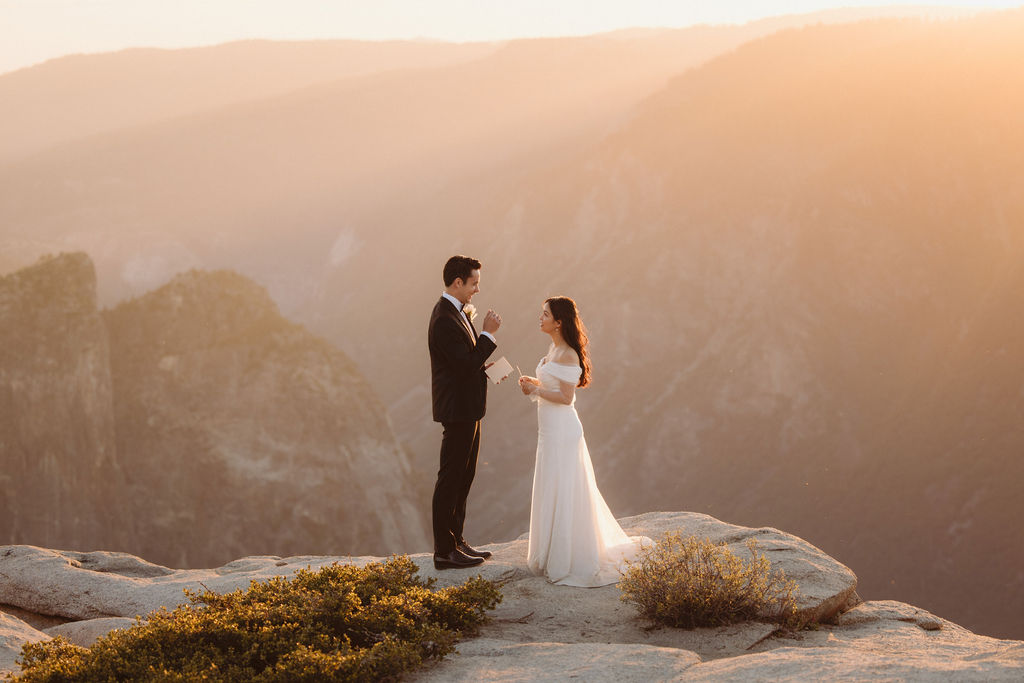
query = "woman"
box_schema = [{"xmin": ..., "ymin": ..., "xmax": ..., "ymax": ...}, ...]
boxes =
[{"xmin": 518, "ymin": 296, "xmax": 650, "ymax": 587}]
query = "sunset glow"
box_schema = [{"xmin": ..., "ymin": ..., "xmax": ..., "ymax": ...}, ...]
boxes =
[
  {"xmin": 1, "ymin": 0, "xmax": 1021, "ymax": 74},
  {"xmin": 3, "ymin": 2, "xmax": 1024, "ymax": 675}
]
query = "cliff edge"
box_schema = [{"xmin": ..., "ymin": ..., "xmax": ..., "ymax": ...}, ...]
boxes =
[{"xmin": 2, "ymin": 512, "xmax": 1022, "ymax": 681}]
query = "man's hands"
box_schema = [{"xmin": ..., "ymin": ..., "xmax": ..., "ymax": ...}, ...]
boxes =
[{"xmin": 483, "ymin": 309, "xmax": 502, "ymax": 334}]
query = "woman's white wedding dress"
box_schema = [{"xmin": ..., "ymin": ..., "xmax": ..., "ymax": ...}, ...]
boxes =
[{"xmin": 527, "ymin": 358, "xmax": 651, "ymax": 587}]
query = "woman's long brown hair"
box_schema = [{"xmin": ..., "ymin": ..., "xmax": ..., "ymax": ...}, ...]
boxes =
[{"xmin": 545, "ymin": 296, "xmax": 592, "ymax": 388}]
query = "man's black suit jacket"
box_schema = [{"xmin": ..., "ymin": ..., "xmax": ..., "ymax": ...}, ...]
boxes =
[{"xmin": 429, "ymin": 297, "xmax": 497, "ymax": 423}]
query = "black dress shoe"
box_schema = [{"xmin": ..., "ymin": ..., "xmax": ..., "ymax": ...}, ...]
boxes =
[
  {"xmin": 433, "ymin": 549, "xmax": 485, "ymax": 570},
  {"xmin": 457, "ymin": 542, "xmax": 492, "ymax": 560}
]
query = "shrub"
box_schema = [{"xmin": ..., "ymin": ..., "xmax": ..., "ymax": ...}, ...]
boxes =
[
  {"xmin": 12, "ymin": 556, "xmax": 501, "ymax": 682},
  {"xmin": 619, "ymin": 533, "xmax": 799, "ymax": 629}
]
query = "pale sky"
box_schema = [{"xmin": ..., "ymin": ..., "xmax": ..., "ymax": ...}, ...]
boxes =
[{"xmin": 1, "ymin": 0, "xmax": 1021, "ymax": 75}]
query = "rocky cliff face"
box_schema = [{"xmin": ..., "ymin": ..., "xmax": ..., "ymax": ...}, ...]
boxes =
[
  {"xmin": 0, "ymin": 255, "xmax": 428, "ymax": 568},
  {"xmin": 0, "ymin": 254, "xmax": 122, "ymax": 551},
  {"xmin": 102, "ymin": 268, "xmax": 428, "ymax": 567}
]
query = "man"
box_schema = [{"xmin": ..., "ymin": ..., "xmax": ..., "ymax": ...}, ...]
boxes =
[{"xmin": 428, "ymin": 255, "xmax": 502, "ymax": 569}]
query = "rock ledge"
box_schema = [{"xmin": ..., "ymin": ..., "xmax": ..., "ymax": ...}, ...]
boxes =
[{"xmin": 2, "ymin": 512, "xmax": 1022, "ymax": 681}]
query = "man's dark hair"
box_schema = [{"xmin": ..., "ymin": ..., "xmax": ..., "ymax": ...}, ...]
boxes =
[{"xmin": 443, "ymin": 255, "xmax": 482, "ymax": 287}]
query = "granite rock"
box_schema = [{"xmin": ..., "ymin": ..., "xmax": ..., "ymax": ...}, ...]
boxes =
[{"xmin": 1, "ymin": 512, "xmax": 1022, "ymax": 681}]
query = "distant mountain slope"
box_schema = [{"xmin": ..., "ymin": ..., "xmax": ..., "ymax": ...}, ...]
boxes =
[
  {"xmin": 0, "ymin": 254, "xmax": 122, "ymax": 550},
  {"xmin": 0, "ymin": 8, "xmax": 960, "ymax": 301},
  {"xmin": 0, "ymin": 26, "xmax": 781, "ymax": 303},
  {"xmin": 0, "ymin": 254, "xmax": 428, "ymax": 567},
  {"xmin": 0, "ymin": 39, "xmax": 497, "ymax": 163},
  {"xmin": 104, "ymin": 267, "xmax": 429, "ymax": 567}
]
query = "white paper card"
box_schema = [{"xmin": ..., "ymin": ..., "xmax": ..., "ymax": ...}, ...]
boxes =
[{"xmin": 486, "ymin": 356, "xmax": 514, "ymax": 384}]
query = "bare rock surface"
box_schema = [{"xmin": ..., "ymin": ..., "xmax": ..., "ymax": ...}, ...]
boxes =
[
  {"xmin": 0, "ymin": 605, "xmax": 65, "ymax": 632},
  {"xmin": 684, "ymin": 601, "xmax": 1024, "ymax": 681},
  {"xmin": 0, "ymin": 612, "xmax": 48, "ymax": 678},
  {"xmin": 43, "ymin": 617, "xmax": 138, "ymax": 648},
  {"xmin": 1, "ymin": 511, "xmax": 1022, "ymax": 680},
  {"xmin": 418, "ymin": 639, "xmax": 701, "ymax": 682},
  {"xmin": 0, "ymin": 545, "xmax": 371, "ymax": 620}
]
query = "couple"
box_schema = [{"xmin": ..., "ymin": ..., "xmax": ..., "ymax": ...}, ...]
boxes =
[{"xmin": 428, "ymin": 255, "xmax": 649, "ymax": 587}]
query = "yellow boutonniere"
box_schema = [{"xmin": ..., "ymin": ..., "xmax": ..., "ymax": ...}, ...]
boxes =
[{"xmin": 463, "ymin": 304, "xmax": 477, "ymax": 322}]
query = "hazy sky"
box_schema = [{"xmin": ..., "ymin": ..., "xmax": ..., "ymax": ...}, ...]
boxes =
[{"xmin": 2, "ymin": 0, "xmax": 1021, "ymax": 75}]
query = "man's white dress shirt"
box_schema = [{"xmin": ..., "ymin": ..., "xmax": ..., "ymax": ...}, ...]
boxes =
[{"xmin": 442, "ymin": 292, "xmax": 496, "ymax": 345}]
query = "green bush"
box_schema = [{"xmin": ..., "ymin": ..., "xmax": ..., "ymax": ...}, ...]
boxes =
[
  {"xmin": 619, "ymin": 533, "xmax": 799, "ymax": 629},
  {"xmin": 12, "ymin": 556, "xmax": 501, "ymax": 682}
]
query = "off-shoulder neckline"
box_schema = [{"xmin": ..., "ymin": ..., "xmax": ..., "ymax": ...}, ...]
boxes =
[{"xmin": 544, "ymin": 360, "xmax": 580, "ymax": 369}]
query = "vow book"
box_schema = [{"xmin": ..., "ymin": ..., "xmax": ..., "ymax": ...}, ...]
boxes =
[{"xmin": 486, "ymin": 356, "xmax": 514, "ymax": 384}]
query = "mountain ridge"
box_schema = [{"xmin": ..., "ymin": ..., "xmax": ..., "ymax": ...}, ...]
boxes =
[{"xmin": 0, "ymin": 253, "xmax": 428, "ymax": 568}]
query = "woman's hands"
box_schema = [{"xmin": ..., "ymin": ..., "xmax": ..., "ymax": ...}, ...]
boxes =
[
  {"xmin": 518, "ymin": 375, "xmax": 574, "ymax": 404},
  {"xmin": 518, "ymin": 376, "xmax": 540, "ymax": 395}
]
